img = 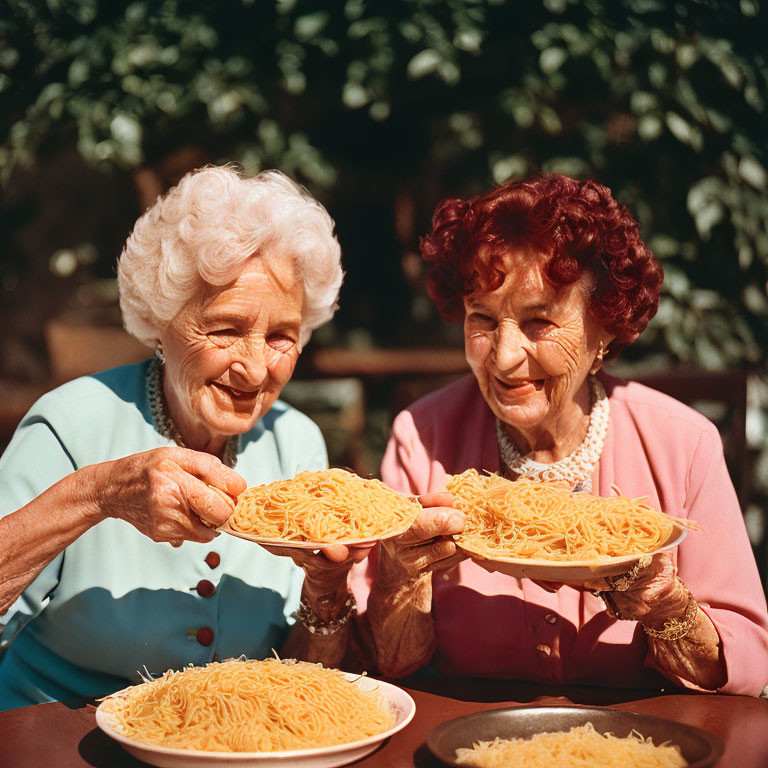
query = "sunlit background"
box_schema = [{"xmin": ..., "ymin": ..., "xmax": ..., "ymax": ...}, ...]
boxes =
[{"xmin": 1, "ymin": 0, "xmax": 766, "ymax": 585}]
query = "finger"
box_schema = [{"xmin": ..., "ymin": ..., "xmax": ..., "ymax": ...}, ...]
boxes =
[
  {"xmin": 408, "ymin": 537, "xmax": 457, "ymax": 573},
  {"xmin": 321, "ymin": 544, "xmax": 350, "ymax": 563},
  {"xmin": 346, "ymin": 543, "xmax": 376, "ymax": 564},
  {"xmin": 426, "ymin": 548, "xmax": 467, "ymax": 575},
  {"xmin": 258, "ymin": 545, "xmax": 334, "ymax": 572},
  {"xmin": 208, "ymin": 485, "xmax": 237, "ymax": 511},
  {"xmin": 167, "ymin": 507, "xmax": 220, "ymax": 543},
  {"xmin": 579, "ymin": 578, "xmax": 609, "ymax": 591},
  {"xmin": 399, "ymin": 508, "xmax": 465, "ymax": 545},
  {"xmin": 168, "ymin": 447, "xmax": 247, "ymax": 498},
  {"xmin": 418, "ymin": 491, "xmax": 455, "ymax": 508},
  {"xmin": 177, "ymin": 472, "xmax": 239, "ymax": 528}
]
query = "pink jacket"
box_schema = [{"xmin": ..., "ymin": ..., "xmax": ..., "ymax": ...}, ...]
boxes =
[{"xmin": 351, "ymin": 373, "xmax": 768, "ymax": 695}]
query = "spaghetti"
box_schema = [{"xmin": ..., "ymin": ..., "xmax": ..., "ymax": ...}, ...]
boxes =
[
  {"xmin": 449, "ymin": 469, "xmax": 688, "ymax": 561},
  {"xmin": 228, "ymin": 468, "xmax": 421, "ymax": 543},
  {"xmin": 104, "ymin": 658, "xmax": 396, "ymax": 752},
  {"xmin": 454, "ymin": 723, "xmax": 687, "ymax": 767}
]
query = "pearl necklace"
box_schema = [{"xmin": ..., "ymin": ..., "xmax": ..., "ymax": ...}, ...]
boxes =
[
  {"xmin": 146, "ymin": 355, "xmax": 240, "ymax": 468},
  {"xmin": 495, "ymin": 376, "xmax": 609, "ymax": 492}
]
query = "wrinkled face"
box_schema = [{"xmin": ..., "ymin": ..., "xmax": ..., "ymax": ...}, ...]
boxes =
[
  {"xmin": 464, "ymin": 251, "xmax": 606, "ymax": 435},
  {"xmin": 159, "ymin": 256, "xmax": 303, "ymax": 446}
]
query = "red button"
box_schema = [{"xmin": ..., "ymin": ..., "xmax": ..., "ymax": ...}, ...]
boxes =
[
  {"xmin": 196, "ymin": 627, "xmax": 214, "ymax": 646},
  {"xmin": 195, "ymin": 579, "xmax": 216, "ymax": 598},
  {"xmin": 205, "ymin": 552, "xmax": 220, "ymax": 569}
]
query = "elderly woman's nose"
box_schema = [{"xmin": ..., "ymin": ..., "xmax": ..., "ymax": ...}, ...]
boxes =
[
  {"xmin": 492, "ymin": 319, "xmax": 528, "ymax": 370},
  {"xmin": 229, "ymin": 355, "xmax": 267, "ymax": 387}
]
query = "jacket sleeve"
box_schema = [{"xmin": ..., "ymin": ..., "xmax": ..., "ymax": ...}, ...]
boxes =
[
  {"xmin": 645, "ymin": 423, "xmax": 768, "ymax": 695},
  {"xmin": 0, "ymin": 395, "xmax": 77, "ymax": 650},
  {"xmin": 380, "ymin": 409, "xmax": 434, "ymax": 495}
]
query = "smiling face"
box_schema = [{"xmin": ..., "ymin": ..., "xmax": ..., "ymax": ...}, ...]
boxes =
[
  {"xmin": 158, "ymin": 256, "xmax": 303, "ymax": 454},
  {"xmin": 464, "ymin": 251, "xmax": 610, "ymax": 454}
]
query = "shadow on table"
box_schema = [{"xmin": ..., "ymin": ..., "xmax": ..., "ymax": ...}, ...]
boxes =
[
  {"xmin": 398, "ymin": 675, "xmax": 674, "ymax": 706},
  {"xmin": 414, "ymin": 742, "xmax": 444, "ymax": 767},
  {"xmin": 79, "ymin": 727, "xmax": 142, "ymax": 767}
]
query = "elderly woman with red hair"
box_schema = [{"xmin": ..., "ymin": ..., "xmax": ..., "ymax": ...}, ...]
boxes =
[{"xmin": 355, "ymin": 173, "xmax": 768, "ymax": 695}]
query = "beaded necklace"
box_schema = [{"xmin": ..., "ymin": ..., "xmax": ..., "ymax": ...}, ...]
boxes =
[
  {"xmin": 495, "ymin": 376, "xmax": 609, "ymax": 492},
  {"xmin": 146, "ymin": 355, "xmax": 240, "ymax": 468}
]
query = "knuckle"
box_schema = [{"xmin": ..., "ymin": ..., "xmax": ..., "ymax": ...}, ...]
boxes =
[
  {"xmin": 411, "ymin": 553, "xmax": 430, "ymax": 573},
  {"xmin": 201, "ymin": 497, "xmax": 228, "ymax": 526},
  {"xmin": 431, "ymin": 540, "xmax": 450, "ymax": 558}
]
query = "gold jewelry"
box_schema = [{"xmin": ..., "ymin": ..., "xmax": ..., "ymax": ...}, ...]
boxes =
[
  {"xmin": 590, "ymin": 340, "xmax": 609, "ymax": 375},
  {"xmin": 641, "ymin": 584, "xmax": 699, "ymax": 642},
  {"xmin": 591, "ymin": 555, "xmax": 652, "ymax": 609}
]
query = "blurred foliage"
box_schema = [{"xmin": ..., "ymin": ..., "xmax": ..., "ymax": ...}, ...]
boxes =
[{"xmin": 0, "ymin": 0, "xmax": 765, "ymax": 368}]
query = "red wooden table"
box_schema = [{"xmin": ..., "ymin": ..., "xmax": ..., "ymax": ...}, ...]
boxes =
[{"xmin": 1, "ymin": 677, "xmax": 766, "ymax": 767}]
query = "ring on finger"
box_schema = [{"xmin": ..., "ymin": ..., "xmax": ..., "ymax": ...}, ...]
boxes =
[{"xmin": 598, "ymin": 554, "xmax": 652, "ymax": 593}]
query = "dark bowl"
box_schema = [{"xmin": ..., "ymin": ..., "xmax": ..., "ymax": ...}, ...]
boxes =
[{"xmin": 427, "ymin": 705, "xmax": 723, "ymax": 767}]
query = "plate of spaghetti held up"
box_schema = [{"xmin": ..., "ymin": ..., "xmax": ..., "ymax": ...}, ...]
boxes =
[
  {"xmin": 219, "ymin": 468, "xmax": 422, "ymax": 548},
  {"xmin": 448, "ymin": 469, "xmax": 693, "ymax": 582},
  {"xmin": 95, "ymin": 657, "xmax": 416, "ymax": 768}
]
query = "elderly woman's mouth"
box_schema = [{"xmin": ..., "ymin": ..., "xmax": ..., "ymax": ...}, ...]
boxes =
[
  {"xmin": 211, "ymin": 382, "xmax": 260, "ymax": 402},
  {"xmin": 493, "ymin": 377, "xmax": 545, "ymax": 395}
]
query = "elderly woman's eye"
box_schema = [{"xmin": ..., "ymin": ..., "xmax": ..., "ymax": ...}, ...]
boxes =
[
  {"xmin": 468, "ymin": 312, "xmax": 497, "ymax": 329},
  {"xmin": 525, "ymin": 318, "xmax": 555, "ymax": 335},
  {"xmin": 267, "ymin": 333, "xmax": 296, "ymax": 351},
  {"xmin": 207, "ymin": 328, "xmax": 240, "ymax": 341}
]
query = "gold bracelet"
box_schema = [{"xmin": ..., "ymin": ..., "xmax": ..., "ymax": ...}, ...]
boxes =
[{"xmin": 641, "ymin": 585, "xmax": 699, "ymax": 642}]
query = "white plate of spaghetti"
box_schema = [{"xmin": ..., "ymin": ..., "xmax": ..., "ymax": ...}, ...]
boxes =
[
  {"xmin": 219, "ymin": 468, "xmax": 421, "ymax": 549},
  {"xmin": 449, "ymin": 470, "xmax": 692, "ymax": 582},
  {"xmin": 95, "ymin": 658, "xmax": 416, "ymax": 768}
]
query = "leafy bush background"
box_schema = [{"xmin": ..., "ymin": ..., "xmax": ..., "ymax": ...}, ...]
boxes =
[{"xmin": 1, "ymin": 0, "xmax": 766, "ymax": 550}]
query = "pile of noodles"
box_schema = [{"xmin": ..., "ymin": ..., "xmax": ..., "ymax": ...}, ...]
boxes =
[
  {"xmin": 449, "ymin": 469, "xmax": 690, "ymax": 561},
  {"xmin": 104, "ymin": 658, "xmax": 396, "ymax": 752},
  {"xmin": 455, "ymin": 723, "xmax": 687, "ymax": 767},
  {"xmin": 228, "ymin": 468, "xmax": 421, "ymax": 543}
]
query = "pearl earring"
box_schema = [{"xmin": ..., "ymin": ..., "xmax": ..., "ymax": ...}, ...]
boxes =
[{"xmin": 155, "ymin": 346, "xmax": 165, "ymax": 364}]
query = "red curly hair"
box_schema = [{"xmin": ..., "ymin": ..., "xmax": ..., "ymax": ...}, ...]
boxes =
[{"xmin": 419, "ymin": 173, "xmax": 663, "ymax": 353}]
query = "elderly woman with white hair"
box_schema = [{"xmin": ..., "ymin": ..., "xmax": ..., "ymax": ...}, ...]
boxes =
[{"xmin": 0, "ymin": 166, "xmax": 359, "ymax": 711}]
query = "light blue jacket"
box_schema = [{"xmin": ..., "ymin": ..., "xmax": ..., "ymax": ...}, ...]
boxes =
[{"xmin": 0, "ymin": 360, "xmax": 327, "ymax": 710}]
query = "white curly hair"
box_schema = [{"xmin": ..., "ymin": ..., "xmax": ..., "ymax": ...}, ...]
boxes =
[{"xmin": 118, "ymin": 165, "xmax": 343, "ymax": 348}]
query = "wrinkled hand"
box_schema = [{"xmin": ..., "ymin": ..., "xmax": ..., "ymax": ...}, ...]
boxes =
[
  {"xmin": 379, "ymin": 492, "xmax": 467, "ymax": 582},
  {"xmin": 95, "ymin": 447, "xmax": 246, "ymax": 545},
  {"xmin": 534, "ymin": 551, "xmax": 683, "ymax": 622},
  {"xmin": 261, "ymin": 542, "xmax": 375, "ymax": 593},
  {"xmin": 599, "ymin": 551, "xmax": 685, "ymax": 623}
]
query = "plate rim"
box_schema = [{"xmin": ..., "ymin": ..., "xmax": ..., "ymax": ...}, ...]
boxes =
[
  {"xmin": 218, "ymin": 519, "xmax": 416, "ymax": 549},
  {"xmin": 426, "ymin": 703, "xmax": 724, "ymax": 768},
  {"xmin": 455, "ymin": 525, "xmax": 687, "ymax": 569},
  {"xmin": 95, "ymin": 673, "xmax": 415, "ymax": 761}
]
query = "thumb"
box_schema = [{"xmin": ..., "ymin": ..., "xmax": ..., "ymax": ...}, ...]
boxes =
[{"xmin": 172, "ymin": 448, "xmax": 247, "ymax": 498}]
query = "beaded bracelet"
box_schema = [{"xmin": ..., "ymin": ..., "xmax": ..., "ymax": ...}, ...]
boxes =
[
  {"xmin": 292, "ymin": 596, "xmax": 356, "ymax": 636},
  {"xmin": 641, "ymin": 586, "xmax": 699, "ymax": 642}
]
